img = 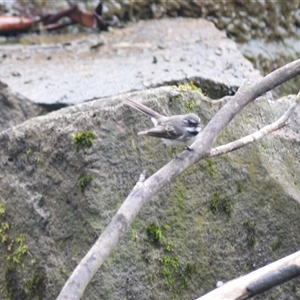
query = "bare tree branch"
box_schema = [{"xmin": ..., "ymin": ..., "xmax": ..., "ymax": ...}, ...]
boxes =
[
  {"xmin": 209, "ymin": 96, "xmax": 300, "ymax": 157},
  {"xmin": 195, "ymin": 250, "xmax": 300, "ymax": 300},
  {"xmin": 56, "ymin": 59, "xmax": 300, "ymax": 300}
]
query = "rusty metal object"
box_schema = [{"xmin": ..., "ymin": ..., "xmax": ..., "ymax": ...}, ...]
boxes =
[
  {"xmin": 0, "ymin": 2, "xmax": 118, "ymax": 35},
  {"xmin": 0, "ymin": 15, "xmax": 32, "ymax": 34}
]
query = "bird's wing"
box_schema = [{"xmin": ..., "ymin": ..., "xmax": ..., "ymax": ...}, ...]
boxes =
[
  {"xmin": 138, "ymin": 124, "xmax": 180, "ymax": 139},
  {"xmin": 123, "ymin": 98, "xmax": 164, "ymax": 120}
]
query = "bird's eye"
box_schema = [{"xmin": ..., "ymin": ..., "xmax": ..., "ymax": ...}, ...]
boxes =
[
  {"xmin": 188, "ymin": 120, "xmax": 197, "ymax": 126},
  {"xmin": 184, "ymin": 116, "xmax": 200, "ymax": 127}
]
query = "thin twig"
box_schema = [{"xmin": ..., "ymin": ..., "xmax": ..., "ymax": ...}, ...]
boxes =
[{"xmin": 209, "ymin": 97, "xmax": 300, "ymax": 157}]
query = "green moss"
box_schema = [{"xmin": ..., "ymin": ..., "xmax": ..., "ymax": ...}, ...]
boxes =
[
  {"xmin": 36, "ymin": 155, "xmax": 41, "ymax": 164},
  {"xmin": 0, "ymin": 202, "xmax": 6, "ymax": 216},
  {"xmin": 7, "ymin": 234, "xmax": 28, "ymax": 264},
  {"xmin": 160, "ymin": 256, "xmax": 179, "ymax": 288},
  {"xmin": 143, "ymin": 218, "xmax": 198, "ymax": 298},
  {"xmin": 247, "ymin": 161, "xmax": 259, "ymax": 185},
  {"xmin": 236, "ymin": 181, "xmax": 244, "ymax": 193},
  {"xmin": 1, "ymin": 204, "xmax": 27, "ymax": 262},
  {"xmin": 0, "ymin": 202, "xmax": 10, "ymax": 244},
  {"xmin": 175, "ymin": 82, "xmax": 203, "ymax": 93},
  {"xmin": 184, "ymin": 263, "xmax": 197, "ymax": 278},
  {"xmin": 243, "ymin": 220, "xmax": 256, "ymax": 247},
  {"xmin": 30, "ymin": 259, "xmax": 37, "ymax": 266},
  {"xmin": 162, "ymin": 224, "xmax": 170, "ymax": 230},
  {"xmin": 146, "ymin": 223, "xmax": 162, "ymax": 244},
  {"xmin": 202, "ymin": 158, "xmax": 217, "ymax": 177},
  {"xmin": 0, "ymin": 210, "xmax": 9, "ymax": 244},
  {"xmin": 161, "ymin": 256, "xmax": 179, "ymax": 268},
  {"xmin": 170, "ymin": 82, "xmax": 203, "ymax": 114},
  {"xmin": 146, "ymin": 223, "xmax": 174, "ymax": 250},
  {"xmin": 164, "ymin": 241, "xmax": 173, "ymax": 252},
  {"xmin": 210, "ymin": 192, "xmax": 233, "ymax": 216},
  {"xmin": 26, "ymin": 148, "xmax": 32, "ymax": 155},
  {"xmin": 73, "ymin": 131, "xmax": 96, "ymax": 151},
  {"xmin": 3, "ymin": 265, "xmax": 46, "ymax": 300},
  {"xmin": 25, "ymin": 268, "xmax": 46, "ymax": 299},
  {"xmin": 92, "ymin": 187, "xmax": 101, "ymax": 193},
  {"xmin": 0, "ymin": 203, "xmax": 44, "ymax": 300},
  {"xmin": 180, "ymin": 263, "xmax": 198, "ymax": 289},
  {"xmin": 0, "ymin": 203, "xmax": 10, "ymax": 244},
  {"xmin": 3, "ymin": 266, "xmax": 27, "ymax": 300},
  {"xmin": 185, "ymin": 100, "xmax": 194, "ymax": 110},
  {"xmin": 271, "ymin": 236, "xmax": 282, "ymax": 252},
  {"xmin": 59, "ymin": 266, "xmax": 69, "ymax": 276},
  {"xmin": 160, "ymin": 256, "xmax": 179, "ymax": 279},
  {"xmin": 159, "ymin": 256, "xmax": 198, "ymax": 297},
  {"xmin": 0, "ymin": 221, "xmax": 9, "ymax": 243},
  {"xmin": 185, "ymin": 99, "xmax": 196, "ymax": 113},
  {"xmin": 170, "ymin": 180, "xmax": 186, "ymax": 213},
  {"xmin": 131, "ymin": 138, "xmax": 137, "ymax": 151},
  {"xmin": 78, "ymin": 174, "xmax": 93, "ymax": 193}
]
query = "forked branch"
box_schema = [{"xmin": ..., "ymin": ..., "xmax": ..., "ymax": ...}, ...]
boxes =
[
  {"xmin": 209, "ymin": 95, "xmax": 300, "ymax": 157},
  {"xmin": 57, "ymin": 60, "xmax": 300, "ymax": 300}
]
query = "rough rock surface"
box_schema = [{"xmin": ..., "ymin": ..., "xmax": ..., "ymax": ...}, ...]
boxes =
[
  {"xmin": 0, "ymin": 18, "xmax": 260, "ymax": 105},
  {"xmin": 0, "ymin": 84, "xmax": 300, "ymax": 299},
  {"xmin": 0, "ymin": 81, "xmax": 46, "ymax": 132}
]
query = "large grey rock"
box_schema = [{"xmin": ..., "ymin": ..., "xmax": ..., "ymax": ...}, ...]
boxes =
[
  {"xmin": 0, "ymin": 84, "xmax": 300, "ymax": 299},
  {"xmin": 0, "ymin": 80, "xmax": 46, "ymax": 132},
  {"xmin": 0, "ymin": 18, "xmax": 260, "ymax": 105}
]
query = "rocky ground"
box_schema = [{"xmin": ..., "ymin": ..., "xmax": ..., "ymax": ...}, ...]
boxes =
[
  {"xmin": 1, "ymin": 0, "xmax": 299, "ymax": 97},
  {"xmin": 0, "ymin": 18, "xmax": 260, "ymax": 105}
]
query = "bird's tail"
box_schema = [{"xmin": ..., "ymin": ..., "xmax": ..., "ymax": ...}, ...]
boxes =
[{"xmin": 123, "ymin": 98, "xmax": 164, "ymax": 120}]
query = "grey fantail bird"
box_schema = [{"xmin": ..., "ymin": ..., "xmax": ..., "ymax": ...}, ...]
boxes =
[{"xmin": 123, "ymin": 98, "xmax": 201, "ymax": 147}]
